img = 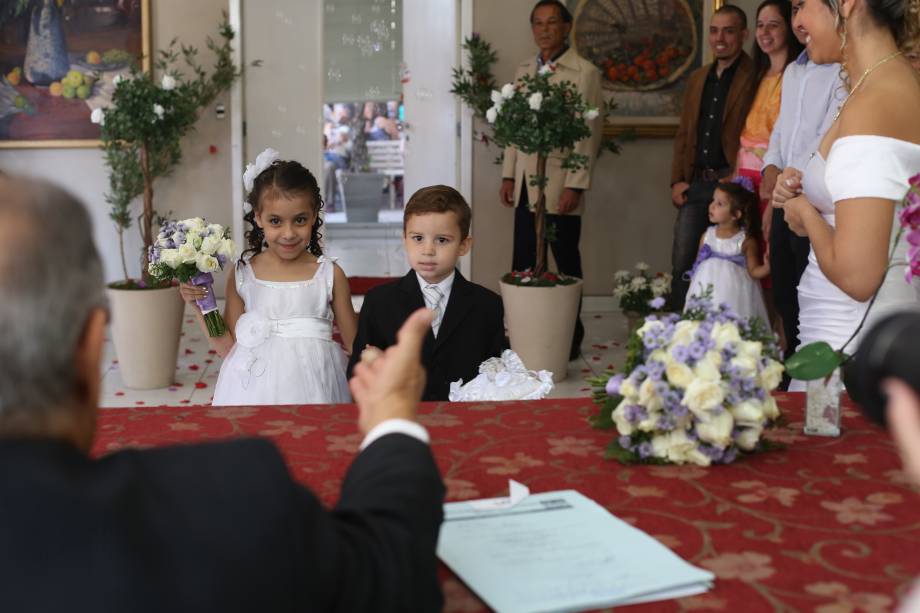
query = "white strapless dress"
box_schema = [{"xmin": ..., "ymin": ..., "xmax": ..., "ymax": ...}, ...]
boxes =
[{"xmin": 792, "ymin": 135, "xmax": 920, "ymax": 390}]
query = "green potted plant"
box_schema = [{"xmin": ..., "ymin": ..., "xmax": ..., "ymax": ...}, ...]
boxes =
[{"xmin": 97, "ymin": 14, "xmax": 242, "ymax": 389}]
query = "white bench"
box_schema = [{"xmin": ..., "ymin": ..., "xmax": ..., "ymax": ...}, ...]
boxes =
[{"xmin": 366, "ymin": 139, "xmax": 404, "ymax": 209}]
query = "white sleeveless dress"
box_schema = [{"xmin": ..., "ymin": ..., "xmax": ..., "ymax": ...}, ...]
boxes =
[
  {"xmin": 212, "ymin": 256, "xmax": 351, "ymax": 406},
  {"xmin": 794, "ymin": 136, "xmax": 920, "ymax": 386},
  {"xmin": 686, "ymin": 226, "xmax": 770, "ymax": 325}
]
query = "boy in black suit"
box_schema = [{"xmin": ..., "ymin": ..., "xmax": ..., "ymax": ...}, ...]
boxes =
[{"xmin": 348, "ymin": 185, "xmax": 508, "ymax": 401}]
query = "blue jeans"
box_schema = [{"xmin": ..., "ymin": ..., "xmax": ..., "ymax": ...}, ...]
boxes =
[{"xmin": 668, "ymin": 180, "xmax": 717, "ymax": 311}]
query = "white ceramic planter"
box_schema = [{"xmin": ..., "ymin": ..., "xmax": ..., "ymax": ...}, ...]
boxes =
[
  {"xmin": 107, "ymin": 285, "xmax": 184, "ymax": 390},
  {"xmin": 500, "ymin": 278, "xmax": 583, "ymax": 382}
]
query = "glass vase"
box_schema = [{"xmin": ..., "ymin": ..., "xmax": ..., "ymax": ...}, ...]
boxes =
[{"xmin": 804, "ymin": 367, "xmax": 842, "ymax": 437}]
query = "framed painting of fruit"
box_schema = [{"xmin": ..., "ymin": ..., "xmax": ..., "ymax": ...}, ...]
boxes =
[
  {"xmin": 572, "ymin": 0, "xmax": 709, "ymax": 137},
  {"xmin": 0, "ymin": 0, "xmax": 149, "ymax": 148}
]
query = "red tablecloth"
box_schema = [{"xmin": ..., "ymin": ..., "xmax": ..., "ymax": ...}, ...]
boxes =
[{"xmin": 93, "ymin": 393, "xmax": 920, "ymax": 612}]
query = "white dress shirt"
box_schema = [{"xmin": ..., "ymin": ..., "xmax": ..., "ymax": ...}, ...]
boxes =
[
  {"xmin": 360, "ymin": 418, "xmax": 430, "ymax": 450},
  {"xmin": 762, "ymin": 51, "xmax": 846, "ymax": 172},
  {"xmin": 415, "ymin": 270, "xmax": 455, "ymax": 337}
]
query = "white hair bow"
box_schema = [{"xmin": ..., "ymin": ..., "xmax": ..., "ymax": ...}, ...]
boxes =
[{"xmin": 242, "ymin": 147, "xmax": 282, "ymax": 194}]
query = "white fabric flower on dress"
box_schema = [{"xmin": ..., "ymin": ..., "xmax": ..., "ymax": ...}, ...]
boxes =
[
  {"xmin": 235, "ymin": 312, "xmax": 272, "ymax": 348},
  {"xmin": 243, "ymin": 147, "xmax": 282, "ymax": 193}
]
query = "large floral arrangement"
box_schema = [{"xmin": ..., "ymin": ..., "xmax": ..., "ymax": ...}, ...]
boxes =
[
  {"xmin": 95, "ymin": 14, "xmax": 242, "ymax": 287},
  {"xmin": 786, "ymin": 173, "xmax": 920, "ymax": 380},
  {"xmin": 613, "ymin": 262, "xmax": 671, "ymax": 316},
  {"xmin": 591, "ymin": 293, "xmax": 784, "ymax": 466},
  {"xmin": 147, "ymin": 217, "xmax": 234, "ymax": 336}
]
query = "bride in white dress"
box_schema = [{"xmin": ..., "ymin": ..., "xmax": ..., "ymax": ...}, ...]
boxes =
[{"xmin": 772, "ymin": 0, "xmax": 920, "ymax": 389}]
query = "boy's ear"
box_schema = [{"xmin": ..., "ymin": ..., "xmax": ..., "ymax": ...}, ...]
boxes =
[{"xmin": 458, "ymin": 235, "xmax": 473, "ymax": 256}]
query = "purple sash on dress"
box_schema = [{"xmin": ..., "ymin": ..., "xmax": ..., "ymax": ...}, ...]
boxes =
[{"xmin": 684, "ymin": 243, "xmax": 747, "ymax": 281}]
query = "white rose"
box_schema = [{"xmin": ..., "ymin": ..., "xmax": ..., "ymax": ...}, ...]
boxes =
[
  {"xmin": 217, "ymin": 237, "xmax": 234, "ymax": 258},
  {"xmin": 183, "ymin": 217, "xmax": 206, "ymax": 232},
  {"xmin": 156, "ymin": 235, "xmax": 172, "ymax": 248},
  {"xmin": 486, "ymin": 106, "xmax": 498, "ymax": 124},
  {"xmin": 762, "ymin": 395, "xmax": 780, "ymax": 420},
  {"xmin": 159, "ymin": 248, "xmax": 181, "ymax": 269},
  {"xmin": 490, "ymin": 89, "xmax": 504, "ymax": 105},
  {"xmin": 611, "ymin": 399, "xmax": 634, "ymax": 436},
  {"xmin": 196, "ymin": 252, "xmax": 220, "ymax": 273},
  {"xmin": 739, "ymin": 340, "xmax": 763, "ymax": 360},
  {"xmin": 177, "ymin": 243, "xmax": 197, "ymax": 264},
  {"xmin": 636, "ymin": 408, "xmax": 662, "ymax": 432},
  {"xmin": 694, "ymin": 353, "xmax": 722, "ymax": 383},
  {"xmin": 758, "ymin": 360, "xmax": 785, "ymax": 391},
  {"xmin": 190, "ymin": 234, "xmax": 203, "ymax": 250},
  {"xmin": 648, "ymin": 349, "xmax": 668, "ymax": 364},
  {"xmin": 638, "ymin": 378, "xmax": 663, "ymax": 413},
  {"xmin": 584, "ymin": 107, "xmax": 599, "ymax": 121},
  {"xmin": 695, "ymin": 410, "xmax": 734, "ymax": 447},
  {"xmin": 683, "ymin": 378, "xmax": 725, "ymax": 416},
  {"xmin": 90, "ymin": 108, "xmax": 105, "ymax": 125},
  {"xmin": 207, "ymin": 223, "xmax": 225, "ymax": 237},
  {"xmin": 200, "ymin": 235, "xmax": 222, "ymax": 256},
  {"xmin": 500, "ymin": 82, "xmax": 515, "ymax": 99},
  {"xmin": 618, "ymin": 377, "xmax": 638, "ymax": 400},
  {"xmin": 650, "ymin": 434, "xmax": 670, "ymax": 459},
  {"xmin": 731, "ymin": 354, "xmax": 758, "ymax": 378},
  {"xmin": 161, "ymin": 74, "xmax": 177, "ymax": 90},
  {"xmin": 711, "ymin": 321, "xmax": 742, "ymax": 350},
  {"xmin": 735, "ymin": 425, "xmax": 763, "ymax": 451},
  {"xmin": 666, "ymin": 360, "xmax": 695, "ymax": 389},
  {"xmin": 731, "ymin": 400, "xmax": 765, "ymax": 425},
  {"xmin": 671, "ymin": 320, "xmax": 700, "ymax": 348},
  {"xmin": 664, "ymin": 429, "xmax": 697, "ymax": 464},
  {"xmin": 528, "ymin": 92, "xmax": 543, "ymax": 111},
  {"xmin": 685, "ymin": 447, "xmax": 712, "ymax": 467}
]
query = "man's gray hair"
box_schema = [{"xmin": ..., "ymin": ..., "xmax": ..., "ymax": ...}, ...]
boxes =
[{"xmin": 0, "ymin": 177, "xmax": 106, "ymax": 416}]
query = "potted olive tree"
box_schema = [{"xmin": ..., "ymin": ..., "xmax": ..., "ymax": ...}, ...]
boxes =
[{"xmin": 97, "ymin": 14, "xmax": 241, "ymax": 389}]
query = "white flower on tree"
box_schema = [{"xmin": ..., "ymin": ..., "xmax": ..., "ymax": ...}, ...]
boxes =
[
  {"xmin": 528, "ymin": 92, "xmax": 543, "ymax": 111},
  {"xmin": 153, "ymin": 103, "xmax": 165, "ymax": 120},
  {"xmin": 161, "ymin": 74, "xmax": 177, "ymax": 91},
  {"xmin": 90, "ymin": 108, "xmax": 105, "ymax": 125}
]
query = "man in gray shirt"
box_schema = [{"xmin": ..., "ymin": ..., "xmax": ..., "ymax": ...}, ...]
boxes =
[{"xmin": 761, "ymin": 9, "xmax": 845, "ymax": 370}]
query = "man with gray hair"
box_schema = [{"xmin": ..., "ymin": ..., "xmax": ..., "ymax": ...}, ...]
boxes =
[{"xmin": 0, "ymin": 177, "xmax": 445, "ymax": 611}]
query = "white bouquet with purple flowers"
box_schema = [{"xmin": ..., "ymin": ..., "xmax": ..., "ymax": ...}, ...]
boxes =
[
  {"xmin": 590, "ymin": 292, "xmax": 784, "ymax": 466},
  {"xmin": 147, "ymin": 217, "xmax": 234, "ymax": 336}
]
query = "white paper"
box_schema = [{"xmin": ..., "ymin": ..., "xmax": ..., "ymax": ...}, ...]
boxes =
[
  {"xmin": 437, "ymin": 490, "xmax": 714, "ymax": 613},
  {"xmin": 468, "ymin": 479, "xmax": 530, "ymax": 511}
]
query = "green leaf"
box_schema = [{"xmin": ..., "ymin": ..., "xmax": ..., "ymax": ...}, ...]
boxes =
[{"xmin": 784, "ymin": 341, "xmax": 844, "ymax": 380}]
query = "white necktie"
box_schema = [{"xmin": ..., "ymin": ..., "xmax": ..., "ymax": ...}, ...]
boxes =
[{"xmin": 422, "ymin": 284, "xmax": 444, "ymax": 334}]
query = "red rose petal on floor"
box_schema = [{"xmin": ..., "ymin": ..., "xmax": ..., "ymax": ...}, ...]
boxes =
[
  {"xmin": 135, "ymin": 401, "xmax": 145, "ymax": 405},
  {"xmin": 208, "ymin": 350, "xmax": 217, "ymax": 355},
  {"xmin": 195, "ymin": 382, "xmax": 207, "ymax": 389},
  {"xmin": 185, "ymin": 349, "xmax": 195, "ymax": 355},
  {"xmin": 581, "ymin": 368, "xmax": 591, "ymax": 374},
  {"xmin": 188, "ymin": 365, "xmax": 199, "ymax": 371},
  {"xmin": 591, "ymin": 356, "xmax": 600, "ymax": 361},
  {"xmin": 180, "ymin": 400, "xmax": 190, "ymax": 404},
  {"xmin": 186, "ymin": 319, "xmax": 193, "ymax": 324},
  {"xmin": 607, "ymin": 364, "xmax": 616, "ymax": 370},
  {"xmin": 592, "ymin": 344, "xmax": 606, "ymax": 349},
  {"xmin": 114, "ymin": 392, "xmax": 124, "ymax": 396},
  {"xmin": 612, "ymin": 342, "xmax": 621, "ymax": 347},
  {"xmin": 580, "ymin": 387, "xmax": 590, "ymax": 392},
  {"xmin": 205, "ymin": 359, "xmax": 213, "ymax": 364},
  {"xmin": 594, "ymin": 315, "xmax": 602, "ymax": 319},
  {"xmin": 173, "ymin": 383, "xmax": 183, "ymax": 387}
]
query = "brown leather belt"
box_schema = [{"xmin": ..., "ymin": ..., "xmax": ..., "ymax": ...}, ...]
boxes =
[{"xmin": 695, "ymin": 167, "xmax": 731, "ymax": 182}]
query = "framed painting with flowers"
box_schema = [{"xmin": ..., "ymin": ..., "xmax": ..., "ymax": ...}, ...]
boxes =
[
  {"xmin": 571, "ymin": 0, "xmax": 712, "ymax": 137},
  {"xmin": 0, "ymin": 0, "xmax": 150, "ymax": 148}
]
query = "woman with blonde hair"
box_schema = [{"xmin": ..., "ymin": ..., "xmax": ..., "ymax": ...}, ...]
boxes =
[{"xmin": 772, "ymin": 0, "xmax": 920, "ymax": 388}]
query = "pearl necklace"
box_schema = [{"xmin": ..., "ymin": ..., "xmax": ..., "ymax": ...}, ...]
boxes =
[{"xmin": 833, "ymin": 50, "xmax": 903, "ymax": 122}]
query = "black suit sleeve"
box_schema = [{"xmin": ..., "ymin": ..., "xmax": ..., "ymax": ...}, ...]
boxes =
[
  {"xmin": 492, "ymin": 294, "xmax": 510, "ymax": 357},
  {"xmin": 347, "ymin": 292, "xmax": 377, "ymax": 379},
  {"xmin": 295, "ymin": 434, "xmax": 445, "ymax": 613}
]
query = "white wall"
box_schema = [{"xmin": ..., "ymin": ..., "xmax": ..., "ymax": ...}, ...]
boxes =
[{"xmin": 0, "ymin": 0, "xmax": 234, "ymax": 287}]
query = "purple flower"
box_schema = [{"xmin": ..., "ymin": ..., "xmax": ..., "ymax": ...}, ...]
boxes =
[
  {"xmin": 909, "ymin": 173, "xmax": 920, "ymax": 188},
  {"xmin": 901, "ymin": 202, "xmax": 920, "ymax": 228},
  {"xmin": 618, "ymin": 435, "xmax": 633, "ymax": 449},
  {"xmin": 166, "ymin": 239, "xmax": 175, "ymax": 249},
  {"xmin": 648, "ymin": 296, "xmax": 666, "ymax": 310},
  {"xmin": 722, "ymin": 447, "xmax": 739, "ymax": 464},
  {"xmin": 637, "ymin": 442, "xmax": 653, "ymax": 459},
  {"xmin": 907, "ymin": 228, "xmax": 920, "ymax": 246},
  {"xmin": 605, "ymin": 374, "xmax": 625, "ymax": 396},
  {"xmin": 671, "ymin": 344, "xmax": 690, "ymax": 363},
  {"xmin": 688, "ymin": 341, "xmax": 707, "ymax": 361},
  {"xmin": 624, "ymin": 404, "xmax": 647, "ymax": 423}
]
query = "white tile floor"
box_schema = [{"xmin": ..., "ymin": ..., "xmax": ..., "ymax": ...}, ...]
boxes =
[{"xmin": 100, "ymin": 304, "xmax": 630, "ymax": 407}]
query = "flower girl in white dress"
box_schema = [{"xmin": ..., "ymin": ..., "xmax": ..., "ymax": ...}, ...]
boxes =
[
  {"xmin": 685, "ymin": 178, "xmax": 771, "ymax": 324},
  {"xmin": 180, "ymin": 149, "xmax": 357, "ymax": 405}
]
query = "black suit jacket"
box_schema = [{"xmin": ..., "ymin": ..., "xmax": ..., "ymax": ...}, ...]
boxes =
[
  {"xmin": 348, "ymin": 270, "xmax": 509, "ymax": 401},
  {"xmin": 0, "ymin": 433, "xmax": 444, "ymax": 612}
]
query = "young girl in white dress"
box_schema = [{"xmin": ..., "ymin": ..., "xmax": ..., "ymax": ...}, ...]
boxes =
[
  {"xmin": 685, "ymin": 178, "xmax": 771, "ymax": 324},
  {"xmin": 180, "ymin": 149, "xmax": 357, "ymax": 405}
]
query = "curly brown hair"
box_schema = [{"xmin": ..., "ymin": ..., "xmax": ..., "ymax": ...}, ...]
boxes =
[
  {"xmin": 240, "ymin": 160, "xmax": 324, "ymax": 263},
  {"xmin": 716, "ymin": 182, "xmax": 763, "ymax": 244}
]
